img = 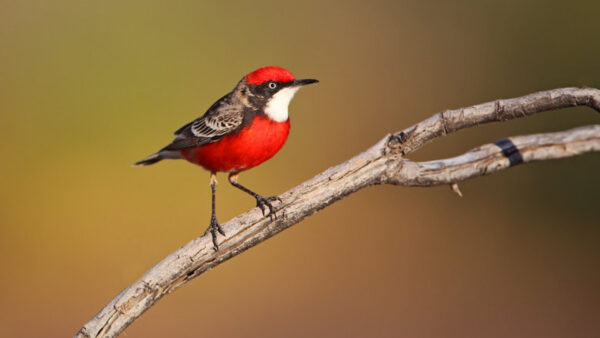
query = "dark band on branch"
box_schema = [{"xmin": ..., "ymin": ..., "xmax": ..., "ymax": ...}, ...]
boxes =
[{"xmin": 493, "ymin": 138, "xmax": 523, "ymax": 166}]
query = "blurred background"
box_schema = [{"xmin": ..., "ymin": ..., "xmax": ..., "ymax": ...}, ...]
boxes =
[{"xmin": 1, "ymin": 0, "xmax": 599, "ymax": 337}]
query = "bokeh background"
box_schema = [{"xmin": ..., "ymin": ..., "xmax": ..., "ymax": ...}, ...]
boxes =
[{"xmin": 1, "ymin": 1, "xmax": 599, "ymax": 337}]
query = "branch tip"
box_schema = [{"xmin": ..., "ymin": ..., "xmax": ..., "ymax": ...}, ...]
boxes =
[{"xmin": 450, "ymin": 183, "xmax": 463, "ymax": 197}]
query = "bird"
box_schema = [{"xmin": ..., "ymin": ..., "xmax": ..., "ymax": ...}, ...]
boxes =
[{"xmin": 134, "ymin": 66, "xmax": 318, "ymax": 250}]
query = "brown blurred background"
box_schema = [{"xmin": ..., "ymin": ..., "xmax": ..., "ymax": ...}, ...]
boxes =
[{"xmin": 1, "ymin": 1, "xmax": 599, "ymax": 337}]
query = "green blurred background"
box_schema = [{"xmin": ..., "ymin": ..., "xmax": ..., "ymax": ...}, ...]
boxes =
[{"xmin": 1, "ymin": 0, "xmax": 599, "ymax": 337}]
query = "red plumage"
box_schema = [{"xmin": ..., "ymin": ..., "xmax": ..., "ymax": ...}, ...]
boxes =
[
  {"xmin": 181, "ymin": 115, "xmax": 290, "ymax": 172},
  {"xmin": 246, "ymin": 66, "xmax": 295, "ymax": 85}
]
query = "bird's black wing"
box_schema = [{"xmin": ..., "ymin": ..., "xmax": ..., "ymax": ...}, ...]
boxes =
[{"xmin": 161, "ymin": 93, "xmax": 245, "ymax": 151}]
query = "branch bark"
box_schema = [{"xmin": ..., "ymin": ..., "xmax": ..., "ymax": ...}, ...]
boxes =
[{"xmin": 76, "ymin": 87, "xmax": 600, "ymax": 338}]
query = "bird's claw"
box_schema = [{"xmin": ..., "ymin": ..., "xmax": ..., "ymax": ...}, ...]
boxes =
[
  {"xmin": 207, "ymin": 215, "xmax": 225, "ymax": 251},
  {"xmin": 256, "ymin": 195, "xmax": 282, "ymax": 219}
]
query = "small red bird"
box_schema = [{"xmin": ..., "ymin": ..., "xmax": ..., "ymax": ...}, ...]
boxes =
[{"xmin": 134, "ymin": 66, "xmax": 318, "ymax": 249}]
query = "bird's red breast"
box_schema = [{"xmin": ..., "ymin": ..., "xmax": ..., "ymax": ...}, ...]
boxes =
[{"xmin": 181, "ymin": 115, "xmax": 290, "ymax": 172}]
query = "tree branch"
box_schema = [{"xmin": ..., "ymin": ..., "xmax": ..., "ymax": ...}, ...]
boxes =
[
  {"xmin": 387, "ymin": 125, "xmax": 599, "ymax": 187},
  {"xmin": 76, "ymin": 87, "xmax": 600, "ymax": 338}
]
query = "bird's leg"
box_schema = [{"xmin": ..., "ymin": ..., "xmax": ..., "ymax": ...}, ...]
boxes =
[
  {"xmin": 228, "ymin": 172, "xmax": 282, "ymax": 218},
  {"xmin": 206, "ymin": 172, "xmax": 225, "ymax": 250}
]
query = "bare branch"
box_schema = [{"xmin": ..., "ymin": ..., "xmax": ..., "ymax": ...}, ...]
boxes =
[
  {"xmin": 389, "ymin": 87, "xmax": 600, "ymax": 155},
  {"xmin": 76, "ymin": 87, "xmax": 600, "ymax": 338},
  {"xmin": 386, "ymin": 125, "xmax": 600, "ymax": 186}
]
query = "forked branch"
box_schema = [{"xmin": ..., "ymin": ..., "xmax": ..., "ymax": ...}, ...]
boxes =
[{"xmin": 76, "ymin": 87, "xmax": 600, "ymax": 338}]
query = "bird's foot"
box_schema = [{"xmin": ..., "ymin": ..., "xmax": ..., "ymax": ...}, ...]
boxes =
[
  {"xmin": 205, "ymin": 214, "xmax": 225, "ymax": 251},
  {"xmin": 255, "ymin": 195, "xmax": 282, "ymax": 219}
]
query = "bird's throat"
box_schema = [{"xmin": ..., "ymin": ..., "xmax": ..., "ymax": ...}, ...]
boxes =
[{"xmin": 264, "ymin": 87, "xmax": 300, "ymax": 122}]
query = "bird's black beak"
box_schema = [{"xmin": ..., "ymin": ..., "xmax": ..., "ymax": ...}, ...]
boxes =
[{"xmin": 292, "ymin": 78, "xmax": 319, "ymax": 86}]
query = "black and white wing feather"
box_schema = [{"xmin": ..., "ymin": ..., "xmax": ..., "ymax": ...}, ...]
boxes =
[
  {"xmin": 190, "ymin": 106, "xmax": 244, "ymax": 137},
  {"xmin": 161, "ymin": 93, "xmax": 245, "ymax": 151}
]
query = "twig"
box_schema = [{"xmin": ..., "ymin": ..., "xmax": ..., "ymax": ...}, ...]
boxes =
[{"xmin": 75, "ymin": 87, "xmax": 600, "ymax": 338}]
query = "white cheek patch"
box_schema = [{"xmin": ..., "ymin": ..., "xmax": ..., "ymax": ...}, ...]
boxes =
[{"xmin": 264, "ymin": 86, "xmax": 300, "ymax": 122}]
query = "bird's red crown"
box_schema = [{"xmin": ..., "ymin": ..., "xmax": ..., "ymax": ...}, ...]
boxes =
[{"xmin": 245, "ymin": 66, "xmax": 295, "ymax": 85}]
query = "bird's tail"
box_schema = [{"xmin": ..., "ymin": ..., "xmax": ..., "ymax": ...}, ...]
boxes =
[
  {"xmin": 133, "ymin": 153, "xmax": 163, "ymax": 166},
  {"xmin": 132, "ymin": 150, "xmax": 182, "ymax": 167}
]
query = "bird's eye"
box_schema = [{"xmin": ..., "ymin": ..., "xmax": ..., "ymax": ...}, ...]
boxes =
[{"xmin": 268, "ymin": 82, "xmax": 277, "ymax": 89}]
